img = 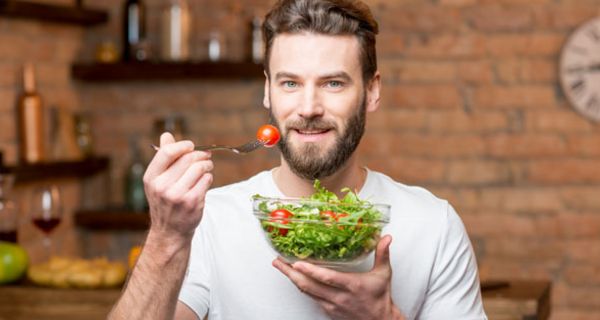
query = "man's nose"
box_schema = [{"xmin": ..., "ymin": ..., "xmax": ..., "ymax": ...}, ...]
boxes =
[{"xmin": 297, "ymin": 85, "xmax": 324, "ymax": 118}]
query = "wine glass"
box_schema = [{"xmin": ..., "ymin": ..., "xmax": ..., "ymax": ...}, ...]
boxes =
[{"xmin": 30, "ymin": 185, "xmax": 62, "ymax": 252}]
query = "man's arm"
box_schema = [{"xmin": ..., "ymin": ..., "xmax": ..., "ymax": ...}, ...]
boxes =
[{"xmin": 108, "ymin": 133, "xmax": 213, "ymax": 320}]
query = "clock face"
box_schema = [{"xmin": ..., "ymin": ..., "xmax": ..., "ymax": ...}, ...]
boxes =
[{"xmin": 560, "ymin": 17, "xmax": 600, "ymax": 122}]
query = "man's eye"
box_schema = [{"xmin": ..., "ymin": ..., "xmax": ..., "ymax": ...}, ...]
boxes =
[
  {"xmin": 326, "ymin": 81, "xmax": 343, "ymax": 88},
  {"xmin": 283, "ymin": 81, "xmax": 297, "ymax": 88}
]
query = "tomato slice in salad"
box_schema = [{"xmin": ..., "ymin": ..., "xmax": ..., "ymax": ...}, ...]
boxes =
[{"xmin": 268, "ymin": 208, "xmax": 293, "ymax": 236}]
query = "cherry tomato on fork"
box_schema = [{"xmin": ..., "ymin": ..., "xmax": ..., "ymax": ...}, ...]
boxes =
[{"xmin": 256, "ymin": 124, "xmax": 280, "ymax": 147}]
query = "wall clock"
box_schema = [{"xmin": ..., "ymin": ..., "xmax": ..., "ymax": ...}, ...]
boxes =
[{"xmin": 560, "ymin": 17, "xmax": 600, "ymax": 122}]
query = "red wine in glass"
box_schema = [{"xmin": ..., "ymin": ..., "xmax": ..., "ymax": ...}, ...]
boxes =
[
  {"xmin": 32, "ymin": 217, "xmax": 61, "ymax": 234},
  {"xmin": 0, "ymin": 230, "xmax": 17, "ymax": 243}
]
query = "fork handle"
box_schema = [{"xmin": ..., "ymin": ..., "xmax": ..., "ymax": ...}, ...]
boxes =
[{"xmin": 194, "ymin": 145, "xmax": 232, "ymax": 151}]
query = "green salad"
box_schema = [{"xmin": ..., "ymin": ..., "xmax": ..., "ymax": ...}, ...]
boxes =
[{"xmin": 253, "ymin": 180, "xmax": 388, "ymax": 263}]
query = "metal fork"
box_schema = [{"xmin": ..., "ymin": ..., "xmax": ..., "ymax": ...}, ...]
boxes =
[{"xmin": 151, "ymin": 140, "xmax": 265, "ymax": 154}]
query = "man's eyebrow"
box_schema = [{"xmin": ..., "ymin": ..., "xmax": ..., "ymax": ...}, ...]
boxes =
[
  {"xmin": 274, "ymin": 72, "xmax": 299, "ymax": 80},
  {"xmin": 273, "ymin": 71, "xmax": 353, "ymax": 82},
  {"xmin": 320, "ymin": 72, "xmax": 352, "ymax": 82}
]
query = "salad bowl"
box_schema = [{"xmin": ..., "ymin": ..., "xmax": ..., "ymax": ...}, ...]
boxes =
[{"xmin": 252, "ymin": 182, "xmax": 390, "ymax": 269}]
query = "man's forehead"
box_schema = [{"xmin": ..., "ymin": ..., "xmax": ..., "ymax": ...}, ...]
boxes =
[{"xmin": 269, "ymin": 32, "xmax": 362, "ymax": 76}]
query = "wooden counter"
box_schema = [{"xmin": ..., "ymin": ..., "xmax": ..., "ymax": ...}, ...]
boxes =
[
  {"xmin": 0, "ymin": 286, "xmax": 121, "ymax": 320},
  {"xmin": 0, "ymin": 280, "xmax": 550, "ymax": 320}
]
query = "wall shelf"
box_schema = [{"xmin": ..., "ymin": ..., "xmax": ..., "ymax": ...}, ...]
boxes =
[
  {"xmin": 71, "ymin": 61, "xmax": 265, "ymax": 82},
  {"xmin": 75, "ymin": 208, "xmax": 150, "ymax": 231},
  {"xmin": 0, "ymin": 1, "xmax": 108, "ymax": 26},
  {"xmin": 10, "ymin": 157, "xmax": 109, "ymax": 184}
]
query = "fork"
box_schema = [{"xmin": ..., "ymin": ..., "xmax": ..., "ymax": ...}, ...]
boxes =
[{"xmin": 151, "ymin": 140, "xmax": 265, "ymax": 154}]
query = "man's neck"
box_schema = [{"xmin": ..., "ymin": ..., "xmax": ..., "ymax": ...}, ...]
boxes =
[{"xmin": 272, "ymin": 154, "xmax": 367, "ymax": 198}]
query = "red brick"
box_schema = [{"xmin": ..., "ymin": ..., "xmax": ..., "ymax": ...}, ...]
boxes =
[
  {"xmin": 473, "ymin": 85, "xmax": 557, "ymax": 109},
  {"xmin": 551, "ymin": 309, "xmax": 600, "ymax": 320},
  {"xmin": 564, "ymin": 265, "xmax": 600, "ymax": 286},
  {"xmin": 384, "ymin": 84, "xmax": 463, "ymax": 109},
  {"xmin": 525, "ymin": 110, "xmax": 595, "ymax": 133},
  {"xmin": 394, "ymin": 61, "xmax": 456, "ymax": 83},
  {"xmin": 426, "ymin": 110, "xmax": 510, "ymax": 133},
  {"xmin": 478, "ymin": 258, "xmax": 559, "ymax": 283},
  {"xmin": 566, "ymin": 240, "xmax": 600, "ymax": 263},
  {"xmin": 457, "ymin": 60, "xmax": 494, "ymax": 84},
  {"xmin": 438, "ymin": 0, "xmax": 477, "ymax": 7},
  {"xmin": 554, "ymin": 282, "xmax": 600, "ymax": 309},
  {"xmin": 366, "ymin": 109, "xmax": 427, "ymax": 132},
  {"xmin": 462, "ymin": 212, "xmax": 563, "ymax": 238},
  {"xmin": 567, "ymin": 134, "xmax": 600, "ymax": 156},
  {"xmin": 464, "ymin": 4, "xmax": 534, "ymax": 32},
  {"xmin": 561, "ymin": 187, "xmax": 600, "ymax": 211},
  {"xmin": 477, "ymin": 187, "xmax": 563, "ymax": 212},
  {"xmin": 527, "ymin": 159, "xmax": 600, "ymax": 184},
  {"xmin": 485, "ymin": 134, "xmax": 568, "ymax": 158},
  {"xmin": 403, "ymin": 33, "xmax": 487, "ymax": 59},
  {"xmin": 382, "ymin": 133, "xmax": 485, "ymax": 158},
  {"xmin": 363, "ymin": 155, "xmax": 446, "ymax": 185},
  {"xmin": 447, "ymin": 160, "xmax": 513, "ymax": 186},
  {"xmin": 485, "ymin": 238, "xmax": 565, "ymax": 261},
  {"xmin": 0, "ymin": 63, "xmax": 18, "ymax": 87},
  {"xmin": 0, "ymin": 89, "xmax": 16, "ymax": 113},
  {"xmin": 486, "ymin": 33, "xmax": 565, "ymax": 57},
  {"xmin": 533, "ymin": 5, "xmax": 599, "ymax": 30},
  {"xmin": 376, "ymin": 33, "xmax": 406, "ymax": 57},
  {"xmin": 379, "ymin": 6, "xmax": 462, "ymax": 33}
]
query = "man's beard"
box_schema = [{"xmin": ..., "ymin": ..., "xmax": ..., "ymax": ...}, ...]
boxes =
[{"xmin": 270, "ymin": 97, "xmax": 366, "ymax": 181}]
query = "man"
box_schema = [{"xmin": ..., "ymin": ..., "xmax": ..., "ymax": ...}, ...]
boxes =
[{"xmin": 109, "ymin": 0, "xmax": 487, "ymax": 319}]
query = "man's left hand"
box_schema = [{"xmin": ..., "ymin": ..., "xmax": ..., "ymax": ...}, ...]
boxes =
[{"xmin": 272, "ymin": 235, "xmax": 405, "ymax": 320}]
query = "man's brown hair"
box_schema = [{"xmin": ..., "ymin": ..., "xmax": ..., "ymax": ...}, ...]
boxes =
[{"xmin": 263, "ymin": 0, "xmax": 379, "ymax": 81}]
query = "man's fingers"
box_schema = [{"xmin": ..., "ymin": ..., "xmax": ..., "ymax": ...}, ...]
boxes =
[
  {"xmin": 170, "ymin": 159, "xmax": 214, "ymax": 195},
  {"xmin": 145, "ymin": 139, "xmax": 194, "ymax": 180},
  {"xmin": 160, "ymin": 132, "xmax": 176, "ymax": 147},
  {"xmin": 291, "ymin": 261, "xmax": 352, "ymax": 290},
  {"xmin": 272, "ymin": 258, "xmax": 341, "ymax": 301},
  {"xmin": 373, "ymin": 235, "xmax": 393, "ymax": 272}
]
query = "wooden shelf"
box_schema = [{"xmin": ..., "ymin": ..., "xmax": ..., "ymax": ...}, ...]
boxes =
[
  {"xmin": 0, "ymin": 1, "xmax": 108, "ymax": 26},
  {"xmin": 71, "ymin": 61, "xmax": 265, "ymax": 81},
  {"xmin": 482, "ymin": 280, "xmax": 551, "ymax": 320},
  {"xmin": 75, "ymin": 208, "xmax": 150, "ymax": 231},
  {"xmin": 10, "ymin": 157, "xmax": 109, "ymax": 184}
]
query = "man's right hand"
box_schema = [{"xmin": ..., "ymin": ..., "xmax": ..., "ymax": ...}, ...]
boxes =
[{"xmin": 143, "ymin": 132, "xmax": 214, "ymax": 246}]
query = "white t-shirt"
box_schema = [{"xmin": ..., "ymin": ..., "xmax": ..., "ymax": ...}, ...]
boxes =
[{"xmin": 179, "ymin": 169, "xmax": 487, "ymax": 320}]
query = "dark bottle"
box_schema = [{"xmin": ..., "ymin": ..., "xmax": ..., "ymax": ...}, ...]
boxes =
[{"xmin": 122, "ymin": 0, "xmax": 147, "ymax": 61}]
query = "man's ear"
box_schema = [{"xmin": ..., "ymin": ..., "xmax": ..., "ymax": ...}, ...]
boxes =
[
  {"xmin": 365, "ymin": 71, "xmax": 381, "ymax": 113},
  {"xmin": 263, "ymin": 71, "xmax": 271, "ymax": 109}
]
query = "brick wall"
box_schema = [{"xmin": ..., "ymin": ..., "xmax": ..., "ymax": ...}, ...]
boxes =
[{"xmin": 1, "ymin": 0, "xmax": 600, "ymax": 318}]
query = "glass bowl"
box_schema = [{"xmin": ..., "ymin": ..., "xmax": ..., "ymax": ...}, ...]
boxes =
[{"xmin": 253, "ymin": 196, "xmax": 390, "ymax": 268}]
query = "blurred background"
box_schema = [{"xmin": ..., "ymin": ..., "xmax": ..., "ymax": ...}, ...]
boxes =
[{"xmin": 1, "ymin": 0, "xmax": 600, "ymax": 319}]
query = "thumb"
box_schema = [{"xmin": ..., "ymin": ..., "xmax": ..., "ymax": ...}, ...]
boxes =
[
  {"xmin": 373, "ymin": 234, "xmax": 392, "ymax": 272},
  {"xmin": 160, "ymin": 132, "xmax": 176, "ymax": 147}
]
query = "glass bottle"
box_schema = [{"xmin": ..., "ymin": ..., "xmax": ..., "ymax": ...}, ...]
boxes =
[
  {"xmin": 0, "ymin": 156, "xmax": 17, "ymax": 243},
  {"xmin": 123, "ymin": 0, "xmax": 147, "ymax": 61},
  {"xmin": 17, "ymin": 63, "xmax": 45, "ymax": 164},
  {"xmin": 124, "ymin": 137, "xmax": 147, "ymax": 213},
  {"xmin": 160, "ymin": 0, "xmax": 191, "ymax": 61}
]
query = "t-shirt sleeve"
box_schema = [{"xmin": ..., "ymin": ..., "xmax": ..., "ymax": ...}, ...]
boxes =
[
  {"xmin": 178, "ymin": 223, "xmax": 212, "ymax": 319},
  {"xmin": 416, "ymin": 204, "xmax": 487, "ymax": 320}
]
